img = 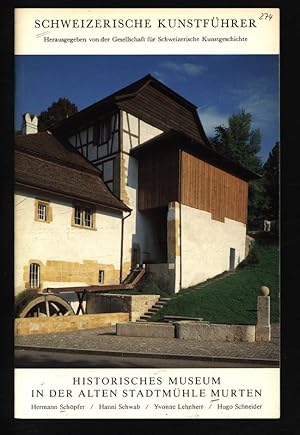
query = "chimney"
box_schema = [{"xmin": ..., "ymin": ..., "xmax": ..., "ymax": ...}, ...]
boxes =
[{"xmin": 22, "ymin": 113, "xmax": 38, "ymax": 135}]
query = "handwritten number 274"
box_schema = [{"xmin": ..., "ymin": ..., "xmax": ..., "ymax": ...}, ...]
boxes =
[{"xmin": 259, "ymin": 13, "xmax": 273, "ymax": 21}]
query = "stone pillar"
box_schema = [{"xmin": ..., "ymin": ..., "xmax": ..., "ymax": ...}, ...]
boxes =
[
  {"xmin": 167, "ymin": 201, "xmax": 181, "ymax": 293},
  {"xmin": 255, "ymin": 286, "xmax": 271, "ymax": 341}
]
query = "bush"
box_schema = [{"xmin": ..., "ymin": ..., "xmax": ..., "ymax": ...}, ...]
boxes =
[
  {"xmin": 238, "ymin": 245, "xmax": 259, "ymax": 268},
  {"xmin": 15, "ymin": 289, "xmax": 38, "ymax": 317}
]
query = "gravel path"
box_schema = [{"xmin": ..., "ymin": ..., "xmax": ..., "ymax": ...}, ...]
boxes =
[{"xmin": 15, "ymin": 323, "xmax": 280, "ymax": 362}]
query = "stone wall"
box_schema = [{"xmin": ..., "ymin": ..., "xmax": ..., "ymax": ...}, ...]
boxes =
[
  {"xmin": 15, "ymin": 312, "xmax": 129, "ymax": 336},
  {"xmin": 175, "ymin": 322, "xmax": 256, "ymax": 342},
  {"xmin": 86, "ymin": 293, "xmax": 160, "ymax": 321}
]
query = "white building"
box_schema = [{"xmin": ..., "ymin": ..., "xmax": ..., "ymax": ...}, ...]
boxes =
[
  {"xmin": 15, "ymin": 75, "xmax": 257, "ymax": 296},
  {"xmin": 15, "ymin": 120, "xmax": 130, "ymax": 296}
]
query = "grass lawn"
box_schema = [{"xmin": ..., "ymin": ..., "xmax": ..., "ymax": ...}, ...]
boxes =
[{"xmin": 150, "ymin": 237, "xmax": 279, "ymax": 325}]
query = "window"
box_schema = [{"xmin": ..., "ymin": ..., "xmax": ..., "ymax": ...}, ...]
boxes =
[
  {"xmin": 229, "ymin": 248, "xmax": 236, "ymax": 271},
  {"xmin": 99, "ymin": 118, "xmax": 111, "ymax": 144},
  {"xmin": 98, "ymin": 270, "xmax": 104, "ymax": 284},
  {"xmin": 29, "ymin": 263, "xmax": 40, "ymax": 288},
  {"xmin": 73, "ymin": 206, "xmax": 95, "ymax": 229},
  {"xmin": 68, "ymin": 126, "xmax": 94, "ymax": 160},
  {"xmin": 97, "ymin": 159, "xmax": 114, "ymax": 192},
  {"xmin": 84, "ymin": 208, "xmax": 93, "ymax": 227},
  {"xmin": 38, "ymin": 203, "xmax": 47, "ymax": 221},
  {"xmin": 35, "ymin": 199, "xmax": 51, "ymax": 223}
]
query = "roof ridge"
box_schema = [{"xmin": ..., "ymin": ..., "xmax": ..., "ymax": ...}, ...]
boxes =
[{"xmin": 52, "ymin": 74, "xmax": 199, "ymax": 132}]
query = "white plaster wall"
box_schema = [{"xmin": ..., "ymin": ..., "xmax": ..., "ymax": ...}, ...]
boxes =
[
  {"xmin": 127, "ymin": 113, "xmax": 139, "ymax": 135},
  {"xmin": 14, "ymin": 189, "xmax": 122, "ymax": 294},
  {"xmin": 181, "ymin": 205, "xmax": 246, "ymax": 289},
  {"xmin": 139, "ymin": 120, "xmax": 163, "ymax": 144},
  {"xmin": 121, "ymin": 111, "xmax": 163, "ymax": 151}
]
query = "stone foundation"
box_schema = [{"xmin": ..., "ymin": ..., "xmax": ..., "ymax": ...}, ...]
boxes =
[{"xmin": 15, "ymin": 312, "xmax": 129, "ymax": 336}]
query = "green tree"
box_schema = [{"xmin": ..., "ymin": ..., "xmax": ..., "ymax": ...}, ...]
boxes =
[
  {"xmin": 212, "ymin": 109, "xmax": 264, "ymax": 227},
  {"xmin": 213, "ymin": 109, "xmax": 262, "ymax": 173},
  {"xmin": 37, "ymin": 97, "xmax": 78, "ymax": 132},
  {"xmin": 263, "ymin": 142, "xmax": 279, "ymax": 220}
]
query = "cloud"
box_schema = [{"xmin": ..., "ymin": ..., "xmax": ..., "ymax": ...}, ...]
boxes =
[
  {"xmin": 230, "ymin": 78, "xmax": 279, "ymax": 129},
  {"xmin": 161, "ymin": 60, "xmax": 206, "ymax": 79},
  {"xmin": 151, "ymin": 70, "xmax": 167, "ymax": 83},
  {"xmin": 238, "ymin": 94, "xmax": 279, "ymax": 127},
  {"xmin": 197, "ymin": 106, "xmax": 228, "ymax": 137}
]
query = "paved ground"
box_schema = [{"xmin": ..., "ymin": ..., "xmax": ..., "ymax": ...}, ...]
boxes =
[
  {"xmin": 15, "ymin": 349, "xmax": 276, "ymax": 368},
  {"xmin": 15, "ymin": 323, "xmax": 280, "ymax": 366}
]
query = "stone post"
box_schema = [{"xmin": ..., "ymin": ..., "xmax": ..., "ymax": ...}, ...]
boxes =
[
  {"xmin": 255, "ymin": 286, "xmax": 271, "ymax": 341},
  {"xmin": 167, "ymin": 201, "xmax": 181, "ymax": 293}
]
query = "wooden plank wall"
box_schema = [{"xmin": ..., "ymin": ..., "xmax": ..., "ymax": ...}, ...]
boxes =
[
  {"xmin": 138, "ymin": 147, "xmax": 179, "ymax": 210},
  {"xmin": 181, "ymin": 150, "xmax": 248, "ymax": 224}
]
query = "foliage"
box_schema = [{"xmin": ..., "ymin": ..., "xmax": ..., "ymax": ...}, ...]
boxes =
[
  {"xmin": 38, "ymin": 97, "xmax": 78, "ymax": 131},
  {"xmin": 150, "ymin": 239, "xmax": 279, "ymax": 325},
  {"xmin": 211, "ymin": 109, "xmax": 269, "ymax": 227},
  {"xmin": 15, "ymin": 289, "xmax": 38, "ymax": 316},
  {"xmin": 262, "ymin": 142, "xmax": 279, "ymax": 220},
  {"xmin": 212, "ymin": 109, "xmax": 262, "ymax": 173},
  {"xmin": 247, "ymin": 178, "xmax": 267, "ymax": 225},
  {"xmin": 238, "ymin": 243, "xmax": 259, "ymax": 268}
]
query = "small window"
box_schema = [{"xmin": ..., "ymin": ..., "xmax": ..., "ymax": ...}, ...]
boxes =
[
  {"xmin": 84, "ymin": 208, "xmax": 93, "ymax": 227},
  {"xmin": 73, "ymin": 206, "xmax": 95, "ymax": 229},
  {"xmin": 98, "ymin": 270, "xmax": 104, "ymax": 284},
  {"xmin": 29, "ymin": 263, "xmax": 40, "ymax": 288},
  {"xmin": 99, "ymin": 118, "xmax": 111, "ymax": 144},
  {"xmin": 74, "ymin": 207, "xmax": 82, "ymax": 225},
  {"xmin": 38, "ymin": 203, "xmax": 47, "ymax": 221},
  {"xmin": 35, "ymin": 199, "xmax": 51, "ymax": 223}
]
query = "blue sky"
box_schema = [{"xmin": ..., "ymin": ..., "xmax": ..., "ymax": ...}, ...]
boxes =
[{"xmin": 15, "ymin": 55, "xmax": 279, "ymax": 163}]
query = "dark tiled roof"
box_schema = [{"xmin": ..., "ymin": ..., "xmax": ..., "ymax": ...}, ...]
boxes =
[
  {"xmin": 15, "ymin": 131, "xmax": 98, "ymax": 174},
  {"xmin": 52, "ymin": 74, "xmax": 211, "ymax": 147},
  {"xmin": 15, "ymin": 134, "xmax": 130, "ymax": 212}
]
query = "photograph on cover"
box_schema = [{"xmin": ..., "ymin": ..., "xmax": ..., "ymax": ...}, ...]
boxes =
[
  {"xmin": 14, "ymin": 54, "xmax": 279, "ymax": 369},
  {"xmin": 13, "ymin": 7, "xmax": 280, "ymax": 420}
]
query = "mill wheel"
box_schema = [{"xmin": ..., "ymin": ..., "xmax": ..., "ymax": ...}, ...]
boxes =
[{"xmin": 16, "ymin": 293, "xmax": 75, "ymax": 318}]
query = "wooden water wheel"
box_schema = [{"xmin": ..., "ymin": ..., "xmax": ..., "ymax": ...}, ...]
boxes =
[{"xmin": 16, "ymin": 293, "xmax": 74, "ymax": 318}]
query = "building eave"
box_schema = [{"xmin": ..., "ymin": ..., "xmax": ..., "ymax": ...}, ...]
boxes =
[
  {"xmin": 131, "ymin": 130, "xmax": 261, "ymax": 181},
  {"xmin": 15, "ymin": 181, "xmax": 131, "ymax": 213}
]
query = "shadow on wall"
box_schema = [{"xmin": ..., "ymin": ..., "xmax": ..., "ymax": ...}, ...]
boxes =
[{"xmin": 128, "ymin": 154, "xmax": 168, "ymax": 265}]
